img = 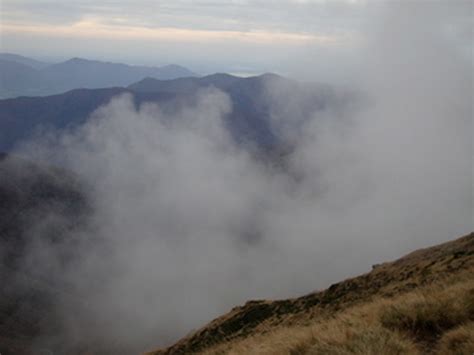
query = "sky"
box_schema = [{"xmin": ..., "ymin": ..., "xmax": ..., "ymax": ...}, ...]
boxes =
[{"xmin": 1, "ymin": 0, "xmax": 471, "ymax": 78}]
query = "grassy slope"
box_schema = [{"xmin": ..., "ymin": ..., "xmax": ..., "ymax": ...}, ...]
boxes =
[{"xmin": 147, "ymin": 232, "xmax": 474, "ymax": 354}]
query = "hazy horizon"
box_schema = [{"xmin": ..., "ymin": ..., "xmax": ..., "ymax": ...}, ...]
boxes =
[
  {"xmin": 0, "ymin": 51, "xmax": 273, "ymax": 78},
  {"xmin": 2, "ymin": 1, "xmax": 472, "ymax": 81}
]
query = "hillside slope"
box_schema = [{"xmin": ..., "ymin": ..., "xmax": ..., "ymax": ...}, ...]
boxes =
[{"xmin": 147, "ymin": 232, "xmax": 474, "ymax": 354}]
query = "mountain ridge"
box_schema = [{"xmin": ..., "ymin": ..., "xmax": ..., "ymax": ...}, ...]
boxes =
[
  {"xmin": 0, "ymin": 72, "xmax": 342, "ymax": 152},
  {"xmin": 0, "ymin": 53, "xmax": 197, "ymax": 99},
  {"xmin": 0, "ymin": 53, "xmax": 50, "ymax": 70}
]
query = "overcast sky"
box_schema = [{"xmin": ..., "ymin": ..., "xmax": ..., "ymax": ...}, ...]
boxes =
[{"xmin": 0, "ymin": 0, "xmax": 472, "ymax": 77}]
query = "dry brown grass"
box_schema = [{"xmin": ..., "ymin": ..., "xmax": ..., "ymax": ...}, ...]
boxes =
[
  {"xmin": 379, "ymin": 281, "xmax": 474, "ymax": 341},
  {"xmin": 200, "ymin": 310, "xmax": 417, "ymax": 355},
  {"xmin": 200, "ymin": 278, "xmax": 474, "ymax": 355},
  {"xmin": 305, "ymin": 327, "xmax": 417, "ymax": 355},
  {"xmin": 437, "ymin": 321, "xmax": 474, "ymax": 355}
]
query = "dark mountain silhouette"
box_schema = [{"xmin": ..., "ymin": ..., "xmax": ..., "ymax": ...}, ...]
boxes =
[
  {"xmin": 128, "ymin": 73, "xmax": 241, "ymax": 94},
  {"xmin": 0, "ymin": 88, "xmax": 185, "ymax": 152},
  {"xmin": 0, "ymin": 54, "xmax": 197, "ymax": 99},
  {"xmin": 0, "ymin": 73, "xmax": 343, "ymax": 152},
  {"xmin": 0, "ymin": 87, "xmax": 128, "ymax": 151},
  {"xmin": 129, "ymin": 73, "xmax": 346, "ymax": 146}
]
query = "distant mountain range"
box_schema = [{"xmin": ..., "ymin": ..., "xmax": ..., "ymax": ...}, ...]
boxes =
[
  {"xmin": 0, "ymin": 53, "xmax": 50, "ymax": 70},
  {"xmin": 0, "ymin": 73, "xmax": 347, "ymax": 152},
  {"xmin": 0, "ymin": 53, "xmax": 197, "ymax": 99}
]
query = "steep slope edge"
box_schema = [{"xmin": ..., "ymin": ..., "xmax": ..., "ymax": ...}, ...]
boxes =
[{"xmin": 147, "ymin": 232, "xmax": 474, "ymax": 354}]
